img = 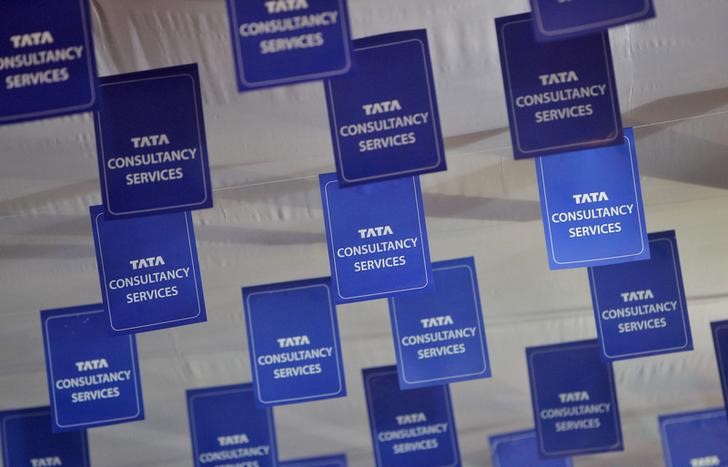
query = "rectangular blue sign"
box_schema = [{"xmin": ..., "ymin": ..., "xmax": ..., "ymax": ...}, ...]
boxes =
[
  {"xmin": 495, "ymin": 13, "xmax": 622, "ymax": 159},
  {"xmin": 536, "ymin": 128, "xmax": 650, "ymax": 269},
  {"xmin": 0, "ymin": 407, "xmax": 90, "ymax": 467},
  {"xmin": 95, "ymin": 64, "xmax": 212, "ymax": 217},
  {"xmin": 363, "ymin": 365, "xmax": 461, "ymax": 467},
  {"xmin": 388, "ymin": 257, "xmax": 491, "ymax": 389},
  {"xmin": 40, "ymin": 304, "xmax": 144, "ymax": 432},
  {"xmin": 319, "ymin": 173, "xmax": 433, "ymax": 304},
  {"xmin": 711, "ymin": 320, "xmax": 728, "ymax": 410},
  {"xmin": 588, "ymin": 230, "xmax": 692, "ymax": 361},
  {"xmin": 225, "ymin": 0, "xmax": 352, "ymax": 91},
  {"xmin": 0, "ymin": 0, "xmax": 97, "ymax": 125},
  {"xmin": 243, "ymin": 277, "xmax": 346, "ymax": 406},
  {"xmin": 90, "ymin": 205, "xmax": 207, "ymax": 333},
  {"xmin": 526, "ymin": 340, "xmax": 623, "ymax": 457},
  {"xmin": 280, "ymin": 453, "xmax": 347, "ymax": 467},
  {"xmin": 187, "ymin": 383, "xmax": 277, "ymax": 467},
  {"xmin": 531, "ymin": 0, "xmax": 655, "ymax": 42},
  {"xmin": 659, "ymin": 408, "xmax": 728, "ymax": 467},
  {"xmin": 324, "ymin": 29, "xmax": 446, "ymax": 184},
  {"xmin": 489, "ymin": 429, "xmax": 573, "ymax": 467}
]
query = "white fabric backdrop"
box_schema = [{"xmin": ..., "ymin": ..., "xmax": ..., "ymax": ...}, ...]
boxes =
[{"xmin": 1, "ymin": 0, "xmax": 728, "ymax": 465}]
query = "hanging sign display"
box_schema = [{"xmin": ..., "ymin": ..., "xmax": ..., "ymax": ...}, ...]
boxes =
[
  {"xmin": 225, "ymin": 0, "xmax": 352, "ymax": 91},
  {"xmin": 363, "ymin": 365, "xmax": 461, "ymax": 467},
  {"xmin": 40, "ymin": 304, "xmax": 144, "ymax": 432},
  {"xmin": 94, "ymin": 64, "xmax": 212, "ymax": 217},
  {"xmin": 588, "ymin": 230, "xmax": 692, "ymax": 361},
  {"xmin": 90, "ymin": 205, "xmax": 207, "ymax": 333},
  {"xmin": 659, "ymin": 408, "xmax": 728, "ymax": 467},
  {"xmin": 324, "ymin": 29, "xmax": 446, "ymax": 184},
  {"xmin": 243, "ymin": 277, "xmax": 346, "ymax": 406},
  {"xmin": 530, "ymin": 0, "xmax": 655, "ymax": 41},
  {"xmin": 536, "ymin": 128, "xmax": 649, "ymax": 269},
  {"xmin": 187, "ymin": 383, "xmax": 277, "ymax": 467},
  {"xmin": 0, "ymin": 407, "xmax": 90, "ymax": 467},
  {"xmin": 495, "ymin": 12, "xmax": 622, "ymax": 159},
  {"xmin": 526, "ymin": 340, "xmax": 623, "ymax": 457},
  {"xmin": 319, "ymin": 173, "xmax": 433, "ymax": 304},
  {"xmin": 711, "ymin": 320, "xmax": 728, "ymax": 409},
  {"xmin": 280, "ymin": 454, "xmax": 348, "ymax": 466},
  {"xmin": 388, "ymin": 257, "xmax": 491, "ymax": 389},
  {"xmin": 0, "ymin": 0, "xmax": 98, "ymax": 125},
  {"xmin": 489, "ymin": 429, "xmax": 573, "ymax": 467}
]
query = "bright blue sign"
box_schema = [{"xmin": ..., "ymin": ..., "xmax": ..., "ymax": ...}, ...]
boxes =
[
  {"xmin": 0, "ymin": 407, "xmax": 89, "ymax": 467},
  {"xmin": 243, "ymin": 277, "xmax": 346, "ymax": 406},
  {"xmin": 388, "ymin": 257, "xmax": 491, "ymax": 389},
  {"xmin": 0, "ymin": 0, "xmax": 97, "ymax": 125},
  {"xmin": 489, "ymin": 430, "xmax": 573, "ymax": 467},
  {"xmin": 225, "ymin": 0, "xmax": 352, "ymax": 91},
  {"xmin": 187, "ymin": 383, "xmax": 277, "ymax": 467},
  {"xmin": 280, "ymin": 453, "xmax": 347, "ymax": 467},
  {"xmin": 588, "ymin": 230, "xmax": 692, "ymax": 361},
  {"xmin": 526, "ymin": 340, "xmax": 623, "ymax": 457},
  {"xmin": 324, "ymin": 29, "xmax": 446, "ymax": 184},
  {"xmin": 711, "ymin": 320, "xmax": 728, "ymax": 410},
  {"xmin": 659, "ymin": 408, "xmax": 728, "ymax": 467},
  {"xmin": 495, "ymin": 13, "xmax": 622, "ymax": 159},
  {"xmin": 530, "ymin": 0, "xmax": 655, "ymax": 42},
  {"xmin": 536, "ymin": 128, "xmax": 649, "ymax": 269},
  {"xmin": 319, "ymin": 173, "xmax": 433, "ymax": 304},
  {"xmin": 40, "ymin": 304, "xmax": 144, "ymax": 432},
  {"xmin": 90, "ymin": 205, "xmax": 206, "ymax": 333},
  {"xmin": 94, "ymin": 64, "xmax": 212, "ymax": 217},
  {"xmin": 363, "ymin": 365, "xmax": 461, "ymax": 467}
]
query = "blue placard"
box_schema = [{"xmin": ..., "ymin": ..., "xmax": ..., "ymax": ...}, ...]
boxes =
[
  {"xmin": 588, "ymin": 230, "xmax": 692, "ymax": 361},
  {"xmin": 94, "ymin": 64, "xmax": 212, "ymax": 217},
  {"xmin": 489, "ymin": 430, "xmax": 573, "ymax": 467},
  {"xmin": 659, "ymin": 408, "xmax": 728, "ymax": 467},
  {"xmin": 324, "ymin": 29, "xmax": 446, "ymax": 184},
  {"xmin": 495, "ymin": 13, "xmax": 622, "ymax": 159},
  {"xmin": 280, "ymin": 453, "xmax": 347, "ymax": 467},
  {"xmin": 526, "ymin": 340, "xmax": 623, "ymax": 457},
  {"xmin": 243, "ymin": 277, "xmax": 346, "ymax": 406},
  {"xmin": 0, "ymin": 407, "xmax": 90, "ymax": 467},
  {"xmin": 40, "ymin": 304, "xmax": 144, "ymax": 432},
  {"xmin": 90, "ymin": 205, "xmax": 207, "ymax": 333},
  {"xmin": 319, "ymin": 173, "xmax": 433, "ymax": 304},
  {"xmin": 388, "ymin": 257, "xmax": 491, "ymax": 389},
  {"xmin": 531, "ymin": 0, "xmax": 655, "ymax": 42},
  {"xmin": 187, "ymin": 383, "xmax": 278, "ymax": 467},
  {"xmin": 536, "ymin": 128, "xmax": 650, "ymax": 269},
  {"xmin": 363, "ymin": 365, "xmax": 461, "ymax": 467},
  {"xmin": 225, "ymin": 0, "xmax": 352, "ymax": 91},
  {"xmin": 0, "ymin": 0, "xmax": 97, "ymax": 125},
  {"xmin": 711, "ymin": 320, "xmax": 728, "ymax": 410}
]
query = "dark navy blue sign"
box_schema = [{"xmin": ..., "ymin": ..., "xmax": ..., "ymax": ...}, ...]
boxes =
[
  {"xmin": 225, "ymin": 0, "xmax": 352, "ymax": 91},
  {"xmin": 659, "ymin": 408, "xmax": 728, "ymax": 467},
  {"xmin": 489, "ymin": 430, "xmax": 573, "ymax": 467},
  {"xmin": 187, "ymin": 383, "xmax": 277, "ymax": 467},
  {"xmin": 363, "ymin": 366, "xmax": 460, "ymax": 467},
  {"xmin": 531, "ymin": 0, "xmax": 655, "ymax": 42},
  {"xmin": 90, "ymin": 205, "xmax": 206, "ymax": 333},
  {"xmin": 0, "ymin": 407, "xmax": 89, "ymax": 467},
  {"xmin": 319, "ymin": 173, "xmax": 433, "ymax": 304},
  {"xmin": 0, "ymin": 0, "xmax": 97, "ymax": 125},
  {"xmin": 588, "ymin": 231, "xmax": 692, "ymax": 361},
  {"xmin": 95, "ymin": 64, "xmax": 212, "ymax": 217},
  {"xmin": 280, "ymin": 453, "xmax": 347, "ymax": 467},
  {"xmin": 40, "ymin": 304, "xmax": 144, "ymax": 432},
  {"xmin": 536, "ymin": 128, "xmax": 649, "ymax": 269},
  {"xmin": 243, "ymin": 277, "xmax": 346, "ymax": 406},
  {"xmin": 526, "ymin": 340, "xmax": 623, "ymax": 457},
  {"xmin": 495, "ymin": 13, "xmax": 622, "ymax": 159},
  {"xmin": 711, "ymin": 320, "xmax": 728, "ymax": 410},
  {"xmin": 388, "ymin": 257, "xmax": 491, "ymax": 389},
  {"xmin": 324, "ymin": 29, "xmax": 446, "ymax": 184}
]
